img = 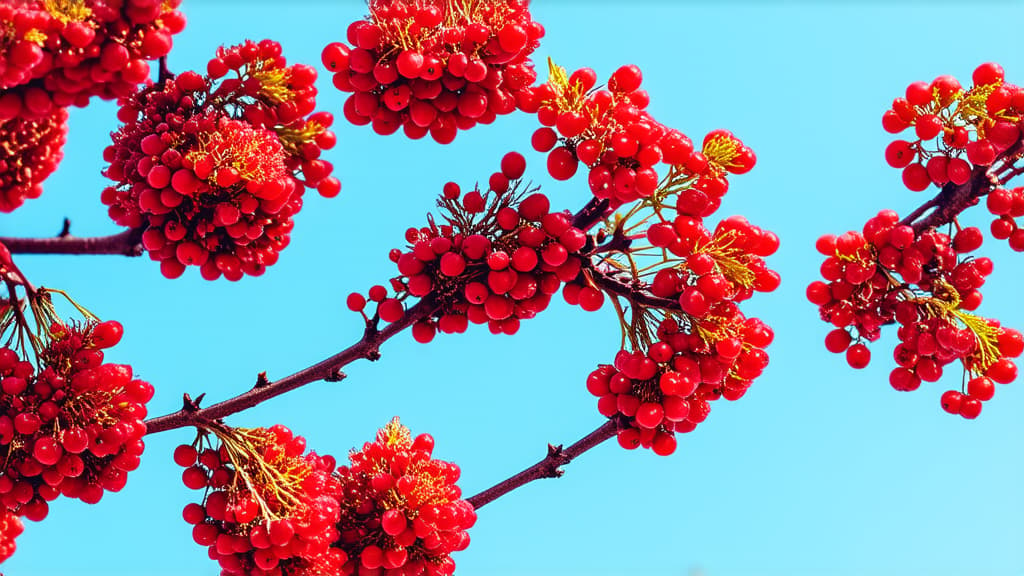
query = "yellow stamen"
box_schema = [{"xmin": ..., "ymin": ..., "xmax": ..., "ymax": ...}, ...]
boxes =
[
  {"xmin": 702, "ymin": 135, "xmax": 743, "ymax": 172},
  {"xmin": 41, "ymin": 0, "xmax": 92, "ymax": 24},
  {"xmin": 691, "ymin": 230, "xmax": 757, "ymax": 290}
]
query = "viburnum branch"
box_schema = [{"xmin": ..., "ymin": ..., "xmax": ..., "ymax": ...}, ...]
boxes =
[
  {"xmin": 900, "ymin": 166, "xmax": 997, "ymax": 234},
  {"xmin": 144, "ymin": 297, "xmax": 439, "ymax": 434},
  {"xmin": 158, "ymin": 55, "xmax": 173, "ymax": 84},
  {"xmin": 571, "ymin": 197, "xmax": 612, "ymax": 232},
  {"xmin": 466, "ymin": 418, "xmax": 619, "ymax": 510},
  {"xmin": 0, "ymin": 228, "xmax": 144, "ymax": 257},
  {"xmin": 590, "ymin": 265, "xmax": 682, "ymax": 311}
]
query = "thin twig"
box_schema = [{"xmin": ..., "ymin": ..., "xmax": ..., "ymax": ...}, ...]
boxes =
[
  {"xmin": 466, "ymin": 418, "xmax": 619, "ymax": 510},
  {"xmin": 571, "ymin": 197, "xmax": 612, "ymax": 232},
  {"xmin": 590, "ymin": 265, "xmax": 681, "ymax": 311},
  {"xmin": 0, "ymin": 228, "xmax": 144, "ymax": 257},
  {"xmin": 144, "ymin": 298, "xmax": 438, "ymax": 434}
]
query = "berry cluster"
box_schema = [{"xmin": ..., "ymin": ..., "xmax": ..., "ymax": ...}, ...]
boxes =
[
  {"xmin": 102, "ymin": 39, "xmax": 340, "ymax": 280},
  {"xmin": 0, "ymin": 0, "xmax": 186, "ymax": 121},
  {"xmin": 521, "ymin": 61, "xmax": 755, "ymax": 206},
  {"xmin": 323, "ymin": 0, "xmax": 542, "ymax": 143},
  {"xmin": 0, "ymin": 509, "xmax": 22, "ymax": 563},
  {"xmin": 808, "ymin": 210, "xmax": 1021, "ymax": 417},
  {"xmin": 986, "ymin": 186, "xmax": 1024, "ymax": 250},
  {"xmin": 0, "ymin": 108, "xmax": 69, "ymax": 212},
  {"xmin": 347, "ymin": 152, "xmax": 589, "ymax": 339},
  {"xmin": 587, "ymin": 304, "xmax": 773, "ymax": 455},
  {"xmin": 640, "ymin": 215, "xmax": 781, "ymax": 312},
  {"xmin": 882, "ymin": 62, "xmax": 1024, "ymax": 191},
  {"xmin": 0, "ymin": 320, "xmax": 151, "ymax": 520},
  {"xmin": 334, "ymin": 418, "xmax": 474, "ymax": 576},
  {"xmin": 176, "ymin": 424, "xmax": 344, "ymax": 576}
]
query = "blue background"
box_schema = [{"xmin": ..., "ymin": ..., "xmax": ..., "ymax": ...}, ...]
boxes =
[{"xmin": 2, "ymin": 2, "xmax": 1023, "ymax": 575}]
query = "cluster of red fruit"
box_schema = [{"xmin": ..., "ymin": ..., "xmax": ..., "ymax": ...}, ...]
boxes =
[
  {"xmin": 0, "ymin": 509, "xmax": 22, "ymax": 563},
  {"xmin": 347, "ymin": 152, "xmax": 589, "ymax": 339},
  {"xmin": 0, "ymin": 108, "xmax": 68, "ymax": 212},
  {"xmin": 0, "ymin": 0, "xmax": 185, "ymax": 121},
  {"xmin": 174, "ymin": 419, "xmax": 471, "ymax": 576},
  {"xmin": 322, "ymin": 0, "xmax": 542, "ymax": 143},
  {"xmin": 588, "ymin": 304, "xmax": 774, "ymax": 455},
  {"xmin": 807, "ymin": 210, "xmax": 1021, "ymax": 417},
  {"xmin": 176, "ymin": 424, "xmax": 344, "ymax": 576},
  {"xmin": 0, "ymin": 320, "xmax": 150, "ymax": 521},
  {"xmin": 643, "ymin": 215, "xmax": 781, "ymax": 315},
  {"xmin": 986, "ymin": 186, "xmax": 1024, "ymax": 251},
  {"xmin": 101, "ymin": 39, "xmax": 340, "ymax": 280},
  {"xmin": 882, "ymin": 62, "xmax": 1024, "ymax": 191},
  {"xmin": 521, "ymin": 61, "xmax": 755, "ymax": 206},
  {"xmin": 334, "ymin": 418, "xmax": 474, "ymax": 576}
]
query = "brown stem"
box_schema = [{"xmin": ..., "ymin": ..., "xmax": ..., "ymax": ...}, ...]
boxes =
[
  {"xmin": 899, "ymin": 138, "xmax": 1024, "ymax": 233},
  {"xmin": 899, "ymin": 166, "xmax": 996, "ymax": 234},
  {"xmin": 144, "ymin": 297, "xmax": 438, "ymax": 434},
  {"xmin": 0, "ymin": 228, "xmax": 144, "ymax": 256},
  {"xmin": 158, "ymin": 56, "xmax": 173, "ymax": 85},
  {"xmin": 572, "ymin": 197, "xmax": 612, "ymax": 232},
  {"xmin": 466, "ymin": 418, "xmax": 619, "ymax": 510},
  {"xmin": 590, "ymin": 265, "xmax": 681, "ymax": 311}
]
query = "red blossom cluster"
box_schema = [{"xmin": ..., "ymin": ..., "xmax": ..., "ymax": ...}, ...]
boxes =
[
  {"xmin": 0, "ymin": 108, "xmax": 68, "ymax": 212},
  {"xmin": 883, "ymin": 62, "xmax": 1024, "ymax": 191},
  {"xmin": 102, "ymin": 39, "xmax": 340, "ymax": 280},
  {"xmin": 334, "ymin": 418, "xmax": 474, "ymax": 576},
  {"xmin": 0, "ymin": 320, "xmax": 151, "ymax": 520},
  {"xmin": 347, "ymin": 152, "xmax": 589, "ymax": 338},
  {"xmin": 176, "ymin": 424, "xmax": 344, "ymax": 576},
  {"xmin": 323, "ymin": 0, "xmax": 542, "ymax": 143},
  {"xmin": 0, "ymin": 0, "xmax": 185, "ymax": 121},
  {"xmin": 808, "ymin": 210, "xmax": 1021, "ymax": 417},
  {"xmin": 521, "ymin": 61, "xmax": 755, "ymax": 206}
]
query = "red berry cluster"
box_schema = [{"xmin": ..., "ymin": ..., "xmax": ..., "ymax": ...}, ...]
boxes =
[
  {"xmin": 0, "ymin": 320, "xmax": 150, "ymax": 521},
  {"xmin": 0, "ymin": 509, "xmax": 23, "ymax": 563},
  {"xmin": 985, "ymin": 186, "xmax": 1024, "ymax": 250},
  {"xmin": 643, "ymin": 215, "xmax": 780, "ymax": 313},
  {"xmin": 0, "ymin": 107, "xmax": 68, "ymax": 212},
  {"xmin": 587, "ymin": 307, "xmax": 773, "ymax": 455},
  {"xmin": 347, "ymin": 152, "xmax": 589, "ymax": 339},
  {"xmin": 521, "ymin": 61, "xmax": 755, "ymax": 206},
  {"xmin": 883, "ymin": 62, "xmax": 1024, "ymax": 191},
  {"xmin": 0, "ymin": 0, "xmax": 185, "ymax": 121},
  {"xmin": 176, "ymin": 424, "xmax": 344, "ymax": 576},
  {"xmin": 334, "ymin": 418, "xmax": 474, "ymax": 576},
  {"xmin": 323, "ymin": 0, "xmax": 542, "ymax": 143},
  {"xmin": 808, "ymin": 210, "xmax": 1021, "ymax": 416},
  {"xmin": 102, "ymin": 39, "xmax": 340, "ymax": 280}
]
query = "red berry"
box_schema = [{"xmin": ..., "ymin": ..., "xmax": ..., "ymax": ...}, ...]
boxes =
[{"xmin": 846, "ymin": 344, "xmax": 871, "ymax": 369}]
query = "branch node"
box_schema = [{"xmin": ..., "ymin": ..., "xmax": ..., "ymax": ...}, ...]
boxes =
[
  {"xmin": 182, "ymin": 392, "xmax": 205, "ymax": 412},
  {"xmin": 324, "ymin": 369, "xmax": 347, "ymax": 382},
  {"xmin": 255, "ymin": 371, "xmax": 270, "ymax": 388},
  {"xmin": 546, "ymin": 443, "xmax": 563, "ymax": 458}
]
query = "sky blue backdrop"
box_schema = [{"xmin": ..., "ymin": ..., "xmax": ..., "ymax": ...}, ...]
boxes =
[{"xmin": 1, "ymin": 2, "xmax": 1023, "ymax": 575}]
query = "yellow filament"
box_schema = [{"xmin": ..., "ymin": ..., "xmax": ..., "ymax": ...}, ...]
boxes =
[
  {"xmin": 41, "ymin": 0, "xmax": 92, "ymax": 24},
  {"xmin": 701, "ymin": 135, "xmax": 743, "ymax": 172}
]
